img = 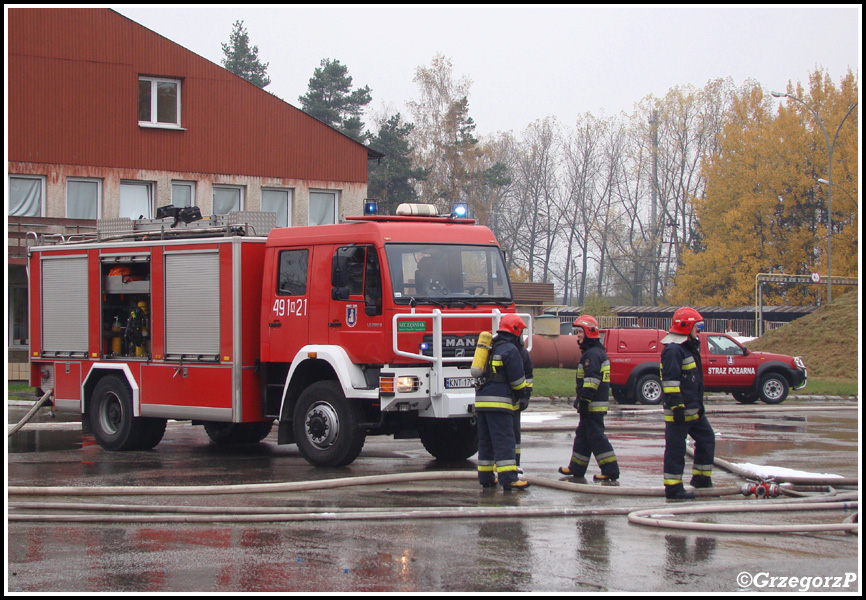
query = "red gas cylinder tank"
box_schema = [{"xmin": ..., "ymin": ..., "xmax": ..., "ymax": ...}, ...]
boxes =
[{"xmin": 528, "ymin": 334, "xmax": 582, "ymax": 369}]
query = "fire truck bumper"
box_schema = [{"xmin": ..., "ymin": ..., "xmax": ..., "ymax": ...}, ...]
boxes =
[{"xmin": 379, "ymin": 368, "xmax": 476, "ymax": 418}]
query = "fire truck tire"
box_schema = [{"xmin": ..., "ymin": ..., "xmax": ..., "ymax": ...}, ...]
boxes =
[
  {"xmin": 293, "ymin": 381, "xmax": 366, "ymax": 467},
  {"xmin": 137, "ymin": 418, "xmax": 168, "ymax": 450},
  {"xmin": 204, "ymin": 421, "xmax": 274, "ymax": 445},
  {"xmin": 419, "ymin": 418, "xmax": 478, "ymax": 461},
  {"xmin": 90, "ymin": 375, "xmax": 147, "ymax": 451},
  {"xmin": 635, "ymin": 373, "xmax": 664, "ymax": 405},
  {"xmin": 759, "ymin": 373, "xmax": 789, "ymax": 404}
]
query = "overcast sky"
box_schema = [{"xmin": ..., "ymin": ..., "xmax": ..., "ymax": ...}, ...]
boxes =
[{"xmin": 114, "ymin": 5, "xmax": 860, "ymax": 137}]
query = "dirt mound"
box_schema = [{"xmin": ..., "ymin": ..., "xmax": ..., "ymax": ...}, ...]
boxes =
[{"xmin": 744, "ymin": 290, "xmax": 859, "ymax": 379}]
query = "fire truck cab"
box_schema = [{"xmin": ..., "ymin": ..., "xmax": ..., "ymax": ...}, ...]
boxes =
[{"xmin": 28, "ymin": 206, "xmax": 528, "ymax": 467}]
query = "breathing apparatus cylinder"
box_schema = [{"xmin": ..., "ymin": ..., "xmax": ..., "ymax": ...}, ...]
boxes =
[
  {"xmin": 470, "ymin": 331, "xmax": 493, "ymax": 379},
  {"xmin": 111, "ymin": 316, "xmax": 122, "ymax": 355},
  {"xmin": 134, "ymin": 300, "xmax": 149, "ymax": 357}
]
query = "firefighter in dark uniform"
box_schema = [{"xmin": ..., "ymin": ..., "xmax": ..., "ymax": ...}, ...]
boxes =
[
  {"xmin": 475, "ymin": 314, "xmax": 532, "ymax": 491},
  {"xmin": 513, "ymin": 332, "xmax": 533, "ymax": 474},
  {"xmin": 558, "ymin": 315, "xmax": 619, "ymax": 483},
  {"xmin": 661, "ymin": 307, "xmax": 715, "ymax": 499}
]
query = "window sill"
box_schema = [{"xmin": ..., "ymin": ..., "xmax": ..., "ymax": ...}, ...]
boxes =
[{"xmin": 139, "ymin": 122, "xmax": 186, "ymax": 131}]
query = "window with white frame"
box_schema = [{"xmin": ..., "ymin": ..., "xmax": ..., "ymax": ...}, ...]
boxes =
[
  {"xmin": 9, "ymin": 175, "xmax": 46, "ymax": 217},
  {"xmin": 172, "ymin": 181, "xmax": 195, "ymax": 208},
  {"xmin": 213, "ymin": 185, "xmax": 244, "ymax": 215},
  {"xmin": 67, "ymin": 178, "xmax": 101, "ymax": 219},
  {"xmin": 309, "ymin": 190, "xmax": 338, "ymax": 225},
  {"xmin": 119, "ymin": 181, "xmax": 154, "ymax": 219},
  {"xmin": 138, "ymin": 76, "xmax": 181, "ymax": 128},
  {"xmin": 262, "ymin": 188, "xmax": 292, "ymax": 228}
]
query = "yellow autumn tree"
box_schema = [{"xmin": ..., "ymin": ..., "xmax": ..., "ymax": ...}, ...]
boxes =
[{"xmin": 671, "ymin": 69, "xmax": 858, "ymax": 305}]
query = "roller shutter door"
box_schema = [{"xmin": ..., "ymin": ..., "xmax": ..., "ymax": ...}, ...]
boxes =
[
  {"xmin": 165, "ymin": 251, "xmax": 220, "ymax": 357},
  {"xmin": 42, "ymin": 256, "xmax": 89, "ymax": 353}
]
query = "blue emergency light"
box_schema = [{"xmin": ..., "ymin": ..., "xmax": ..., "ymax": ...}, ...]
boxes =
[
  {"xmin": 364, "ymin": 200, "xmax": 379, "ymax": 215},
  {"xmin": 451, "ymin": 203, "xmax": 468, "ymax": 218}
]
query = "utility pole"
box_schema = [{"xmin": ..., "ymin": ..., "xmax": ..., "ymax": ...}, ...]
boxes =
[{"xmin": 649, "ymin": 110, "xmax": 659, "ymax": 305}]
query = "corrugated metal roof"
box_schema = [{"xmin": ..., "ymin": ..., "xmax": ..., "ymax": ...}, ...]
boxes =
[{"xmin": 9, "ymin": 8, "xmax": 373, "ymax": 181}]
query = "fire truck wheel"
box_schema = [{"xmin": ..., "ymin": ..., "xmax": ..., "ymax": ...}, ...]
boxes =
[
  {"xmin": 419, "ymin": 418, "xmax": 478, "ymax": 461},
  {"xmin": 137, "ymin": 418, "xmax": 168, "ymax": 450},
  {"xmin": 635, "ymin": 373, "xmax": 664, "ymax": 405},
  {"xmin": 90, "ymin": 375, "xmax": 147, "ymax": 451},
  {"xmin": 204, "ymin": 421, "xmax": 274, "ymax": 445},
  {"xmin": 759, "ymin": 373, "xmax": 789, "ymax": 404},
  {"xmin": 293, "ymin": 381, "xmax": 365, "ymax": 467}
]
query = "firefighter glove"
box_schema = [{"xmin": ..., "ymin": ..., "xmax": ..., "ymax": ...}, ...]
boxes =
[{"xmin": 672, "ymin": 405, "xmax": 685, "ymax": 423}]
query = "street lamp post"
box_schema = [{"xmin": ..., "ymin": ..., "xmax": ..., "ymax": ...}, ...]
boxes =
[{"xmin": 770, "ymin": 90, "xmax": 858, "ymax": 304}]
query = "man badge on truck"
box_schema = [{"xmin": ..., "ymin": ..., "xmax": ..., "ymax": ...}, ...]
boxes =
[{"xmin": 346, "ymin": 304, "xmax": 358, "ymax": 327}]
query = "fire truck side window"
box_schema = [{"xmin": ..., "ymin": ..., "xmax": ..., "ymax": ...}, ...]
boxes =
[{"xmin": 277, "ymin": 249, "xmax": 308, "ymax": 296}]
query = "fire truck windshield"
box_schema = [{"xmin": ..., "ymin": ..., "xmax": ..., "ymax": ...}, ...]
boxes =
[{"xmin": 385, "ymin": 243, "xmax": 512, "ymax": 305}]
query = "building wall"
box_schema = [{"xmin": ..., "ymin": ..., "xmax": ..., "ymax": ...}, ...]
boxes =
[{"xmin": 9, "ymin": 161, "xmax": 365, "ymax": 224}]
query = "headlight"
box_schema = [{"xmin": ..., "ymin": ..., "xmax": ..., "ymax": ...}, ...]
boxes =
[{"xmin": 396, "ymin": 376, "xmax": 420, "ymax": 393}]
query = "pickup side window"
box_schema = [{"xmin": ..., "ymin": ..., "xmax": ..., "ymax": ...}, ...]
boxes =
[{"xmin": 707, "ymin": 335, "xmax": 745, "ymax": 356}]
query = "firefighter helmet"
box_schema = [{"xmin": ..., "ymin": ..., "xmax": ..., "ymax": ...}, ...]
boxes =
[
  {"xmin": 669, "ymin": 307, "xmax": 704, "ymax": 336},
  {"xmin": 498, "ymin": 314, "xmax": 527, "ymax": 336},
  {"xmin": 573, "ymin": 315, "xmax": 601, "ymax": 339}
]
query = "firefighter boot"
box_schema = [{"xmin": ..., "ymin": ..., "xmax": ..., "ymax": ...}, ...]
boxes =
[
  {"xmin": 503, "ymin": 479, "xmax": 531, "ymax": 491},
  {"xmin": 593, "ymin": 473, "xmax": 620, "ymax": 486},
  {"xmin": 665, "ymin": 484, "xmax": 696, "ymax": 500},
  {"xmin": 690, "ymin": 474, "xmax": 713, "ymax": 489}
]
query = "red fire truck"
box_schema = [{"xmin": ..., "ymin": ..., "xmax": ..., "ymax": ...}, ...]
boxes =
[{"xmin": 28, "ymin": 206, "xmax": 529, "ymax": 467}]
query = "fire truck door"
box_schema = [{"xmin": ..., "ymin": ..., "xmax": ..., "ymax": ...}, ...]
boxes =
[
  {"xmin": 328, "ymin": 245, "xmax": 386, "ymax": 363},
  {"xmin": 266, "ymin": 248, "xmax": 311, "ymax": 363}
]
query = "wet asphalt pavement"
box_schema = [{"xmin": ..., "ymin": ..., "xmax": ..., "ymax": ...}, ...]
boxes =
[{"xmin": 6, "ymin": 397, "xmax": 861, "ymax": 593}]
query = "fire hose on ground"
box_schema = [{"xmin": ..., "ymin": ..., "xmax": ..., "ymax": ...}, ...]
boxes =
[
  {"xmin": 7, "ymin": 471, "xmax": 858, "ymax": 534},
  {"xmin": 7, "ymin": 400, "xmax": 858, "ymax": 533},
  {"xmin": 7, "ymin": 388, "xmax": 53, "ymax": 437}
]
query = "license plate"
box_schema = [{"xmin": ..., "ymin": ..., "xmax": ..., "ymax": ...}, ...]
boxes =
[{"xmin": 445, "ymin": 377, "xmax": 475, "ymax": 389}]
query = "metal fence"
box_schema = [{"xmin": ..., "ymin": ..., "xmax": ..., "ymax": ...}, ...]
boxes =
[{"xmin": 555, "ymin": 314, "xmax": 785, "ymax": 338}]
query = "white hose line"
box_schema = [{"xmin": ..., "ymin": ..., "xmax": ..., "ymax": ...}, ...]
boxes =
[
  {"xmin": 7, "ymin": 388, "xmax": 54, "ymax": 437},
  {"xmin": 628, "ymin": 500, "xmax": 859, "ymax": 534},
  {"xmin": 8, "ymin": 471, "xmax": 479, "ymax": 496},
  {"xmin": 692, "ymin": 448, "xmax": 859, "ymax": 487},
  {"xmin": 8, "ymin": 504, "xmax": 641, "ymax": 524}
]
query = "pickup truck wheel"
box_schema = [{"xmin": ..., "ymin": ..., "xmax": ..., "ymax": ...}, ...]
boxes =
[
  {"xmin": 419, "ymin": 418, "xmax": 478, "ymax": 461},
  {"xmin": 759, "ymin": 373, "xmax": 789, "ymax": 404},
  {"xmin": 293, "ymin": 381, "xmax": 366, "ymax": 467},
  {"xmin": 636, "ymin": 374, "xmax": 664, "ymax": 405},
  {"xmin": 732, "ymin": 391, "xmax": 759, "ymax": 404},
  {"xmin": 612, "ymin": 386, "xmax": 636, "ymax": 405},
  {"xmin": 90, "ymin": 375, "xmax": 146, "ymax": 451}
]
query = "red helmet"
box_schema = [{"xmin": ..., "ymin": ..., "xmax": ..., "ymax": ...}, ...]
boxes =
[
  {"xmin": 573, "ymin": 315, "xmax": 601, "ymax": 339},
  {"xmin": 498, "ymin": 314, "xmax": 527, "ymax": 336},
  {"xmin": 669, "ymin": 307, "xmax": 704, "ymax": 336}
]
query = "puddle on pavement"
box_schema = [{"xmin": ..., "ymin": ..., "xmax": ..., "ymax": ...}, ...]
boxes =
[{"xmin": 8, "ymin": 429, "xmax": 85, "ymax": 453}]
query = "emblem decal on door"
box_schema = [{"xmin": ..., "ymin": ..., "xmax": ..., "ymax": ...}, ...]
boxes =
[{"xmin": 346, "ymin": 304, "xmax": 358, "ymax": 327}]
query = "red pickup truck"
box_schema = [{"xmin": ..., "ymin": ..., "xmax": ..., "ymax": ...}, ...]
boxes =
[{"xmin": 601, "ymin": 328, "xmax": 807, "ymax": 405}]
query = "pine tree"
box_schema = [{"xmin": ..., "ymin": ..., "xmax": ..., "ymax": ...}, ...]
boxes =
[
  {"xmin": 299, "ymin": 58, "xmax": 372, "ymax": 142},
  {"xmin": 221, "ymin": 20, "xmax": 271, "ymax": 89},
  {"xmin": 368, "ymin": 114, "xmax": 430, "ymax": 215}
]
